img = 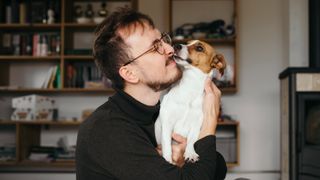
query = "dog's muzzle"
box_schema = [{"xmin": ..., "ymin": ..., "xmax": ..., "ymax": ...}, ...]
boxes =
[{"xmin": 173, "ymin": 44, "xmax": 191, "ymax": 65}]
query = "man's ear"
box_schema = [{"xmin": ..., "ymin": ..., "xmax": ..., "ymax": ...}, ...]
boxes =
[{"xmin": 119, "ymin": 66, "xmax": 139, "ymax": 83}]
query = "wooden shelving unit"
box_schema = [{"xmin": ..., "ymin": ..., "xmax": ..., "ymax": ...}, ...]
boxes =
[{"xmin": 0, "ymin": 0, "xmax": 136, "ymax": 172}]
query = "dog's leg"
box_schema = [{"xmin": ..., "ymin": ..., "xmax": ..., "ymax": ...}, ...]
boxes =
[
  {"xmin": 154, "ymin": 118, "xmax": 162, "ymax": 144},
  {"xmin": 184, "ymin": 126, "xmax": 201, "ymax": 162},
  {"xmin": 184, "ymin": 98, "xmax": 203, "ymax": 162},
  {"xmin": 161, "ymin": 120, "xmax": 173, "ymax": 163}
]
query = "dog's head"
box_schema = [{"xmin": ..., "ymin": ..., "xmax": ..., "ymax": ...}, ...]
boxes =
[{"xmin": 173, "ymin": 40, "xmax": 226, "ymax": 75}]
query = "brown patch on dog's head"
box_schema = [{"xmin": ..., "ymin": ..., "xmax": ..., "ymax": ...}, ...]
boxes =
[{"xmin": 186, "ymin": 40, "xmax": 226, "ymax": 74}]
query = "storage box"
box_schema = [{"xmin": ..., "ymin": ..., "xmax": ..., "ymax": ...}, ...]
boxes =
[
  {"xmin": 216, "ymin": 138, "xmax": 237, "ymax": 163},
  {"xmin": 11, "ymin": 95, "xmax": 55, "ymax": 121},
  {"xmin": 12, "ymin": 94, "xmax": 55, "ymax": 110}
]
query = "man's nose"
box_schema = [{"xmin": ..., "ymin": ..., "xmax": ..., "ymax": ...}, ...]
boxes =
[{"xmin": 164, "ymin": 42, "xmax": 174, "ymax": 56}]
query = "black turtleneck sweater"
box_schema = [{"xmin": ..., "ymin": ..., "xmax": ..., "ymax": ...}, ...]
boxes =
[{"xmin": 76, "ymin": 90, "xmax": 227, "ymax": 180}]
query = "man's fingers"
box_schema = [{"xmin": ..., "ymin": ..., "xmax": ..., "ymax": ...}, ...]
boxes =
[
  {"xmin": 172, "ymin": 133, "xmax": 187, "ymax": 144},
  {"xmin": 204, "ymin": 77, "xmax": 213, "ymax": 94}
]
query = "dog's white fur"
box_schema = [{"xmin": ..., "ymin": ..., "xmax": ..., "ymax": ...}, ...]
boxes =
[{"xmin": 155, "ymin": 40, "xmax": 217, "ymax": 163}]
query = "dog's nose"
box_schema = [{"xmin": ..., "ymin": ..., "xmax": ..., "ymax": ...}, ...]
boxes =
[{"xmin": 173, "ymin": 44, "xmax": 182, "ymax": 52}]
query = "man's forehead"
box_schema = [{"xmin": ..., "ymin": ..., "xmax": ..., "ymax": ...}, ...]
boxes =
[{"xmin": 118, "ymin": 21, "xmax": 156, "ymax": 38}]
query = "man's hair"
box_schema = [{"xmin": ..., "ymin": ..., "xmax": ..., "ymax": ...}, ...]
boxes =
[{"xmin": 93, "ymin": 7, "xmax": 155, "ymax": 90}]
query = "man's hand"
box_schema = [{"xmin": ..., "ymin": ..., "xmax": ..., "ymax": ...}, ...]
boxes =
[
  {"xmin": 171, "ymin": 133, "xmax": 187, "ymax": 167},
  {"xmin": 199, "ymin": 78, "xmax": 221, "ymax": 139},
  {"xmin": 156, "ymin": 133, "xmax": 187, "ymax": 167}
]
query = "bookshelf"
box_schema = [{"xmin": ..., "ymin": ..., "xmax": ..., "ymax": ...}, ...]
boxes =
[
  {"xmin": 0, "ymin": 0, "xmax": 138, "ymax": 92},
  {"xmin": 0, "ymin": 0, "xmax": 137, "ymax": 172}
]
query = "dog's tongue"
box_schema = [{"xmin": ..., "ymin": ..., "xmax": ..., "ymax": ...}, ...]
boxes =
[{"xmin": 173, "ymin": 55, "xmax": 184, "ymax": 62}]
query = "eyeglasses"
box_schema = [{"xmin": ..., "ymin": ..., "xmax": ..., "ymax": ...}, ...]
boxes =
[{"xmin": 122, "ymin": 32, "xmax": 172, "ymax": 66}]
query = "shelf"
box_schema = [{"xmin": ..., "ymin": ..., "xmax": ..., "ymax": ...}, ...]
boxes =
[
  {"xmin": 0, "ymin": 88, "xmax": 114, "ymax": 93},
  {"xmin": 64, "ymin": 23, "xmax": 97, "ymax": 28},
  {"xmin": 0, "ymin": 120, "xmax": 81, "ymax": 126},
  {"xmin": 0, "ymin": 23, "xmax": 62, "ymax": 29},
  {"xmin": 20, "ymin": 160, "xmax": 75, "ymax": 167},
  {"xmin": 217, "ymin": 119, "xmax": 239, "ymax": 125},
  {"xmin": 0, "ymin": 120, "xmax": 235, "ymax": 126},
  {"xmin": 0, "ymin": 56, "xmax": 61, "ymax": 61},
  {"xmin": 63, "ymin": 55, "xmax": 93, "ymax": 60},
  {"xmin": 0, "ymin": 161, "xmax": 17, "ymax": 166},
  {"xmin": 173, "ymin": 37, "xmax": 236, "ymax": 44},
  {"xmin": 0, "ymin": 87, "xmax": 234, "ymax": 94},
  {"xmin": 220, "ymin": 87, "xmax": 237, "ymax": 93}
]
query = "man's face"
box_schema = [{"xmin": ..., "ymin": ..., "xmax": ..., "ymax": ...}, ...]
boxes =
[{"xmin": 121, "ymin": 23, "xmax": 182, "ymax": 91}]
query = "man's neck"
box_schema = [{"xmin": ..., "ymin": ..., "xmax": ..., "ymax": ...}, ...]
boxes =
[{"xmin": 123, "ymin": 85, "xmax": 161, "ymax": 106}]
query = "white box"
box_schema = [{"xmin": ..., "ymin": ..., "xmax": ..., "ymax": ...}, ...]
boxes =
[
  {"xmin": 11, "ymin": 108, "xmax": 54, "ymax": 121},
  {"xmin": 11, "ymin": 94, "xmax": 56, "ymax": 121},
  {"xmin": 12, "ymin": 94, "xmax": 55, "ymax": 110}
]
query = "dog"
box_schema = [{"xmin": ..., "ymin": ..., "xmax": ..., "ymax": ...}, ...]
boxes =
[{"xmin": 155, "ymin": 40, "xmax": 226, "ymax": 163}]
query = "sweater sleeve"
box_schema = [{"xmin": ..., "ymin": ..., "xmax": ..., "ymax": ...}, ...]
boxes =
[{"xmin": 87, "ymin": 118, "xmax": 227, "ymax": 180}]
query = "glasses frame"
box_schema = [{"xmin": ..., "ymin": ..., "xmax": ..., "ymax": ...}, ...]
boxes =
[{"xmin": 122, "ymin": 32, "xmax": 171, "ymax": 66}]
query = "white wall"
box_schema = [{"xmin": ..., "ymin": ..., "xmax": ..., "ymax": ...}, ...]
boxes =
[
  {"xmin": 222, "ymin": 0, "xmax": 284, "ymax": 178},
  {"xmin": 0, "ymin": 0, "xmax": 308, "ymax": 179}
]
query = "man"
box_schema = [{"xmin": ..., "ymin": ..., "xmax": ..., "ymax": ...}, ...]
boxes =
[{"xmin": 76, "ymin": 7, "xmax": 227, "ymax": 180}]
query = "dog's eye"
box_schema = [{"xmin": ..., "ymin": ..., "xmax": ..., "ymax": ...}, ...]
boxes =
[{"xmin": 195, "ymin": 46, "xmax": 204, "ymax": 52}]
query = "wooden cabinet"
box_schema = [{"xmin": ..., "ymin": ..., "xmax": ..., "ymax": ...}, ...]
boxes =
[
  {"xmin": 216, "ymin": 120, "xmax": 239, "ymax": 167},
  {"xmin": 169, "ymin": 0, "xmax": 238, "ymax": 93}
]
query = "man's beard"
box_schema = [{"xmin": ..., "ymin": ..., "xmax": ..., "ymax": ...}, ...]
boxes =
[{"xmin": 146, "ymin": 66, "xmax": 183, "ymax": 92}]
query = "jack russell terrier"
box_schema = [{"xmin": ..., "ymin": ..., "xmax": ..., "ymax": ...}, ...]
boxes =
[{"xmin": 155, "ymin": 40, "xmax": 226, "ymax": 163}]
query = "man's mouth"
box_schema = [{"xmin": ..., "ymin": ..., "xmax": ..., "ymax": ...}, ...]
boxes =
[
  {"xmin": 173, "ymin": 54, "xmax": 184, "ymax": 61},
  {"xmin": 166, "ymin": 56, "xmax": 176, "ymax": 66}
]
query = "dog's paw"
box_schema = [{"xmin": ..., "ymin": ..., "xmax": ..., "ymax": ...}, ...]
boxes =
[{"xmin": 184, "ymin": 152, "xmax": 199, "ymax": 163}]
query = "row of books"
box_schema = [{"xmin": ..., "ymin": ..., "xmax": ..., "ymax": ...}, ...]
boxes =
[
  {"xmin": 42, "ymin": 65, "xmax": 61, "ymax": 89},
  {"xmin": 65, "ymin": 63, "xmax": 106, "ymax": 88},
  {"xmin": 1, "ymin": 0, "xmax": 61, "ymax": 24},
  {"xmin": 0, "ymin": 33, "xmax": 61, "ymax": 56}
]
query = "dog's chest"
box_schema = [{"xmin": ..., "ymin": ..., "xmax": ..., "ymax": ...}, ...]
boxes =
[{"xmin": 163, "ymin": 68, "xmax": 207, "ymax": 103}]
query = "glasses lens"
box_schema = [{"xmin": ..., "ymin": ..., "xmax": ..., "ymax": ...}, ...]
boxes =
[
  {"xmin": 154, "ymin": 40, "xmax": 164, "ymax": 55},
  {"xmin": 162, "ymin": 33, "xmax": 172, "ymax": 45}
]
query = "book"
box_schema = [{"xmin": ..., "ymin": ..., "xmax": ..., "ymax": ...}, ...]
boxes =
[
  {"xmin": 41, "ymin": 66, "xmax": 55, "ymax": 89},
  {"xmin": 19, "ymin": 3, "xmax": 27, "ymax": 24},
  {"xmin": 48, "ymin": 66, "xmax": 58, "ymax": 89},
  {"xmin": 5, "ymin": 6, "xmax": 12, "ymax": 23}
]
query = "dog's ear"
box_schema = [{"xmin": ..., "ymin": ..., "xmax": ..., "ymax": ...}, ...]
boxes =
[{"xmin": 210, "ymin": 54, "xmax": 227, "ymax": 75}]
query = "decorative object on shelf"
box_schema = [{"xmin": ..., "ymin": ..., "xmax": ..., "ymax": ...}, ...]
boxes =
[
  {"xmin": 85, "ymin": 4, "xmax": 94, "ymax": 19},
  {"xmin": 173, "ymin": 19, "xmax": 235, "ymax": 40},
  {"xmin": 74, "ymin": 4, "xmax": 89, "ymax": 24},
  {"xmin": 94, "ymin": 1, "xmax": 108, "ymax": 24},
  {"xmin": 47, "ymin": 6, "xmax": 55, "ymax": 24},
  {"xmin": 82, "ymin": 109, "xmax": 94, "ymax": 121},
  {"xmin": 11, "ymin": 94, "xmax": 56, "ymax": 121}
]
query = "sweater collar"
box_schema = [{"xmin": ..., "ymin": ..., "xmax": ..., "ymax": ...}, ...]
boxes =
[{"xmin": 110, "ymin": 89, "xmax": 160, "ymax": 125}]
